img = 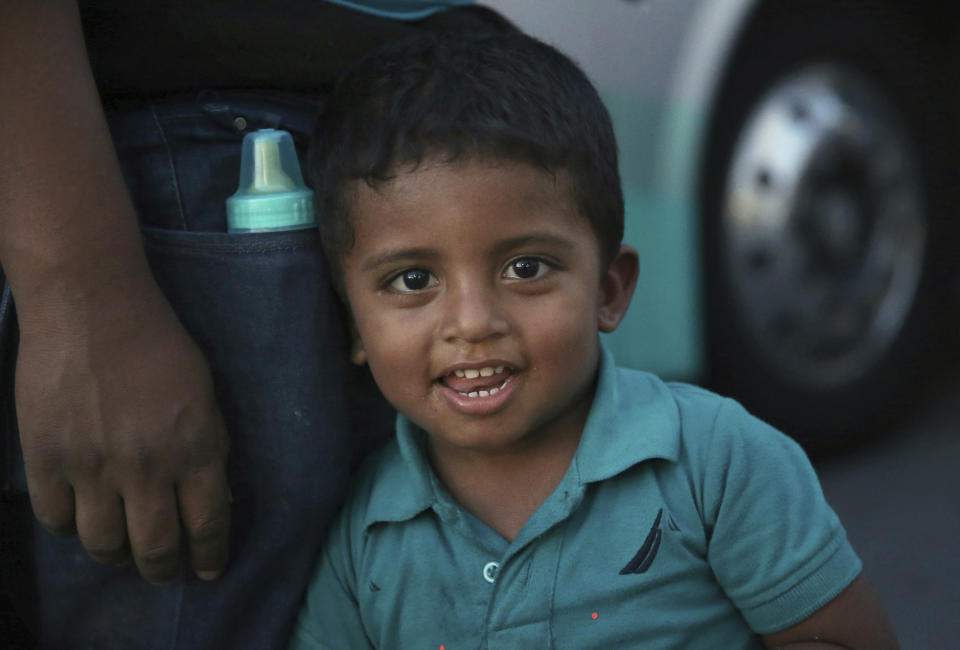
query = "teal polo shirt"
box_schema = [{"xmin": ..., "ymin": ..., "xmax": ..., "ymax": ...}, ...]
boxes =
[{"xmin": 290, "ymin": 345, "xmax": 861, "ymax": 649}]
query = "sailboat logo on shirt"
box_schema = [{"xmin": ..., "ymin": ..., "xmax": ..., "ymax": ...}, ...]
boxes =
[{"xmin": 619, "ymin": 508, "xmax": 672, "ymax": 575}]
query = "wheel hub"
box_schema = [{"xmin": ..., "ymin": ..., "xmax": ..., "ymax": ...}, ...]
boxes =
[{"xmin": 721, "ymin": 65, "xmax": 926, "ymax": 389}]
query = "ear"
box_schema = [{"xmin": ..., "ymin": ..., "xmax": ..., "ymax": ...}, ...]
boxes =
[
  {"xmin": 598, "ymin": 244, "xmax": 639, "ymax": 333},
  {"xmin": 348, "ymin": 317, "xmax": 368, "ymax": 365}
]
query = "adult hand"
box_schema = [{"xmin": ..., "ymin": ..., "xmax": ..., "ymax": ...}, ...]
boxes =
[{"xmin": 14, "ymin": 279, "xmax": 231, "ymax": 584}]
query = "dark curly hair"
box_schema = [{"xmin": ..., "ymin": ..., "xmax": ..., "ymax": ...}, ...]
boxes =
[{"xmin": 309, "ymin": 29, "xmax": 624, "ymax": 292}]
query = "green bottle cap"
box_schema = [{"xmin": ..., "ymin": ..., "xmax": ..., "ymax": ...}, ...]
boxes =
[{"xmin": 226, "ymin": 129, "xmax": 316, "ymax": 232}]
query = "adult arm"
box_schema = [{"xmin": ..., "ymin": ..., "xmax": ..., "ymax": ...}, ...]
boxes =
[{"xmin": 0, "ymin": 0, "xmax": 230, "ymax": 583}]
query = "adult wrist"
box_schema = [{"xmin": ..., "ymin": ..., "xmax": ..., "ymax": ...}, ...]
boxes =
[{"xmin": 10, "ymin": 245, "xmax": 164, "ymax": 339}]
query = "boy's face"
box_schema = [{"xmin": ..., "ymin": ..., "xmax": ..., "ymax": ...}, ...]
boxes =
[{"xmin": 340, "ymin": 158, "xmax": 636, "ymax": 461}]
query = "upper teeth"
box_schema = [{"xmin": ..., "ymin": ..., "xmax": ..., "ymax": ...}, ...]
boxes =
[{"xmin": 454, "ymin": 366, "xmax": 504, "ymax": 378}]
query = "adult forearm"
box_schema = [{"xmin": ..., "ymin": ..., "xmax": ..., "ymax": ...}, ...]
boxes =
[
  {"xmin": 0, "ymin": 1, "xmax": 233, "ymax": 587},
  {"xmin": 0, "ymin": 0, "xmax": 153, "ymax": 327}
]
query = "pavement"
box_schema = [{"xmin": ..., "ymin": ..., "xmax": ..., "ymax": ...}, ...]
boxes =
[{"xmin": 814, "ymin": 369, "xmax": 960, "ymax": 650}]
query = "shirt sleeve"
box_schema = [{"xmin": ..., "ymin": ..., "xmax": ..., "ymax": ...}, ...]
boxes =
[
  {"xmin": 699, "ymin": 398, "xmax": 862, "ymax": 634},
  {"xmin": 288, "ymin": 505, "xmax": 374, "ymax": 650}
]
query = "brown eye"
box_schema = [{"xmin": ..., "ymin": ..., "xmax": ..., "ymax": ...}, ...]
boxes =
[
  {"xmin": 504, "ymin": 257, "xmax": 547, "ymax": 280},
  {"xmin": 388, "ymin": 269, "xmax": 437, "ymax": 292}
]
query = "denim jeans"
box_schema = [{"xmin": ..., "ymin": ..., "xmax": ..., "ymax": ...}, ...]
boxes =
[{"xmin": 0, "ymin": 91, "xmax": 393, "ymax": 649}]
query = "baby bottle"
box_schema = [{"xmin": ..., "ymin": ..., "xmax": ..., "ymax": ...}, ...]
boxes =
[{"xmin": 226, "ymin": 128, "xmax": 316, "ymax": 233}]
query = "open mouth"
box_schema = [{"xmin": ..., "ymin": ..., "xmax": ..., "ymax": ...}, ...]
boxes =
[{"xmin": 440, "ymin": 365, "xmax": 515, "ymax": 399}]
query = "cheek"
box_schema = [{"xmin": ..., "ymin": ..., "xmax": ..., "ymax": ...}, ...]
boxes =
[
  {"xmin": 361, "ymin": 340, "xmax": 415, "ymax": 408},
  {"xmin": 519, "ymin": 291, "xmax": 600, "ymax": 357},
  {"xmin": 354, "ymin": 313, "xmax": 430, "ymax": 397},
  {"xmin": 528, "ymin": 283, "xmax": 599, "ymax": 330},
  {"xmin": 358, "ymin": 324, "xmax": 411, "ymax": 371}
]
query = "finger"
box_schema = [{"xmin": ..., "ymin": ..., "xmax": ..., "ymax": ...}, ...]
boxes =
[
  {"xmin": 177, "ymin": 466, "xmax": 231, "ymax": 580},
  {"xmin": 73, "ymin": 486, "xmax": 131, "ymax": 565},
  {"xmin": 124, "ymin": 487, "xmax": 182, "ymax": 584},
  {"xmin": 23, "ymin": 469, "xmax": 77, "ymax": 536}
]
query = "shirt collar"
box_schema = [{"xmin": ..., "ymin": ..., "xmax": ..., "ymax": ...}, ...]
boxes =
[
  {"xmin": 572, "ymin": 342, "xmax": 681, "ymax": 484},
  {"xmin": 361, "ymin": 416, "xmax": 437, "ymax": 529},
  {"xmin": 361, "ymin": 342, "xmax": 681, "ymax": 530}
]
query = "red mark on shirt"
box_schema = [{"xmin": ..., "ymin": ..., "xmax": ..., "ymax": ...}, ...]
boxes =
[{"xmin": 591, "ymin": 612, "xmax": 599, "ymax": 620}]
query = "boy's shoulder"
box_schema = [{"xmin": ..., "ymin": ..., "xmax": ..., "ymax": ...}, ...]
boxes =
[
  {"xmin": 335, "ymin": 421, "xmax": 437, "ymax": 537},
  {"xmin": 608, "ymin": 362, "xmax": 789, "ymax": 443},
  {"xmin": 612, "ymin": 361, "xmax": 748, "ymax": 421},
  {"xmin": 602, "ymin": 362, "xmax": 809, "ymax": 479}
]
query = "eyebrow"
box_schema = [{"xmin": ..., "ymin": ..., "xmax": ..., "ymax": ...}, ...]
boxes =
[
  {"xmin": 489, "ymin": 233, "xmax": 578, "ymax": 257},
  {"xmin": 360, "ymin": 247, "xmax": 439, "ymax": 272}
]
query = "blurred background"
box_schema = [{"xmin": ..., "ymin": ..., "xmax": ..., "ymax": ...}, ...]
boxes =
[{"xmin": 483, "ymin": 0, "xmax": 959, "ymax": 647}]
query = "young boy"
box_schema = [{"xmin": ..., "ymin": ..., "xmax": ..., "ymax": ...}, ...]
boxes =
[{"xmin": 289, "ymin": 31, "xmax": 898, "ymax": 649}]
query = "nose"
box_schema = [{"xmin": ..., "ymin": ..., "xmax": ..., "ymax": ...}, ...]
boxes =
[{"xmin": 438, "ymin": 280, "xmax": 510, "ymax": 343}]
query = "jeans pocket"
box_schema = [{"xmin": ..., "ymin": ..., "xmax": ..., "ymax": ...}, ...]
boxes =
[
  {"xmin": 142, "ymin": 224, "xmax": 355, "ymax": 512},
  {"xmin": 134, "ymin": 226, "xmax": 369, "ymax": 649}
]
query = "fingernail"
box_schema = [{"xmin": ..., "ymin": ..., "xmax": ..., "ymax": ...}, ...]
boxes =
[{"xmin": 197, "ymin": 570, "xmax": 221, "ymax": 581}]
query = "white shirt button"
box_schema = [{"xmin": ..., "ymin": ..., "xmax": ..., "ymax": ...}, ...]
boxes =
[{"xmin": 483, "ymin": 561, "xmax": 500, "ymax": 583}]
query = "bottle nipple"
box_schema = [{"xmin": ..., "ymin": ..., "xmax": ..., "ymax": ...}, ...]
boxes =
[{"xmin": 249, "ymin": 135, "xmax": 297, "ymax": 194}]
